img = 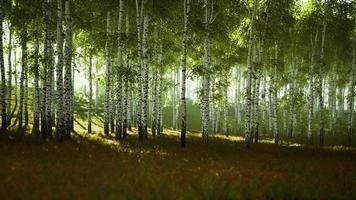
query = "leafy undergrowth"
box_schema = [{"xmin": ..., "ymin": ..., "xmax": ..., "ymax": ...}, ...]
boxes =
[{"xmin": 1, "ymin": 128, "xmax": 356, "ymax": 200}]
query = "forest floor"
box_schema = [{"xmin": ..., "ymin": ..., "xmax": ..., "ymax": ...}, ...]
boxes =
[{"xmin": 1, "ymin": 114, "xmax": 356, "ymax": 199}]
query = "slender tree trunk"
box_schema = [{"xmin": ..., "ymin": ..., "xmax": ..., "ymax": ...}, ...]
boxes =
[
  {"xmin": 110, "ymin": 59, "xmax": 115, "ymax": 133},
  {"xmin": 13, "ymin": 48, "xmax": 17, "ymax": 117},
  {"xmin": 18, "ymin": 35, "xmax": 27, "ymax": 130},
  {"xmin": 329, "ymin": 64, "xmax": 336, "ymax": 136},
  {"xmin": 56, "ymin": 0, "xmax": 65, "ymax": 140},
  {"xmin": 151, "ymin": 27, "xmax": 159, "ymax": 137},
  {"xmin": 180, "ymin": 0, "xmax": 190, "ymax": 146},
  {"xmin": 157, "ymin": 52, "xmax": 163, "ymax": 135},
  {"xmin": 95, "ymin": 60, "xmax": 98, "ymax": 114},
  {"xmin": 0, "ymin": 0, "xmax": 6, "ymax": 130},
  {"xmin": 88, "ymin": 54, "xmax": 93, "ymax": 133},
  {"xmin": 141, "ymin": 14, "xmax": 149, "ymax": 139},
  {"xmin": 254, "ymin": 73, "xmax": 260, "ymax": 143},
  {"xmin": 33, "ymin": 36, "xmax": 40, "ymax": 134},
  {"xmin": 116, "ymin": 0, "xmax": 124, "ymax": 139},
  {"xmin": 152, "ymin": 62, "xmax": 158, "ymax": 136},
  {"xmin": 262, "ymin": 72, "xmax": 267, "ymax": 137},
  {"xmin": 6, "ymin": 25, "xmax": 11, "ymax": 127},
  {"xmin": 172, "ymin": 70, "xmax": 176, "ymax": 130},
  {"xmin": 202, "ymin": 0, "xmax": 213, "ymax": 144},
  {"xmin": 104, "ymin": 11, "xmax": 111, "ymax": 136},
  {"xmin": 273, "ymin": 43, "xmax": 279, "ymax": 145},
  {"xmin": 45, "ymin": 43, "xmax": 53, "ymax": 133},
  {"xmin": 224, "ymin": 86, "xmax": 229, "ymax": 137},
  {"xmin": 70, "ymin": 55, "xmax": 75, "ymax": 132},
  {"xmin": 215, "ymin": 107, "xmax": 219, "ymax": 133},
  {"xmin": 24, "ymin": 51, "xmax": 28, "ymax": 127},
  {"xmin": 268, "ymin": 76, "xmax": 273, "ymax": 139},
  {"xmin": 308, "ymin": 31, "xmax": 318, "ymax": 144},
  {"xmin": 338, "ymin": 86, "xmax": 344, "ymax": 121},
  {"xmin": 245, "ymin": 0, "xmax": 258, "ymax": 148},
  {"xmin": 319, "ymin": 1, "xmax": 327, "ymax": 146},
  {"xmin": 175, "ymin": 67, "xmax": 180, "ymax": 130},
  {"xmin": 41, "ymin": 0, "xmax": 52, "ymax": 138},
  {"xmin": 234, "ymin": 67, "xmax": 240, "ymax": 133},
  {"xmin": 136, "ymin": 0, "xmax": 144, "ymax": 140},
  {"xmin": 123, "ymin": 9, "xmax": 131, "ymax": 138},
  {"xmin": 348, "ymin": 40, "xmax": 355, "ymax": 145},
  {"xmin": 64, "ymin": 0, "xmax": 73, "ymax": 139},
  {"xmin": 288, "ymin": 59, "xmax": 296, "ymax": 138}
]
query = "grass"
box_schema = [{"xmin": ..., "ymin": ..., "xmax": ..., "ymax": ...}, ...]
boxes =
[
  {"xmin": 1, "ymin": 92, "xmax": 356, "ymax": 199},
  {"xmin": 1, "ymin": 122, "xmax": 356, "ymax": 199}
]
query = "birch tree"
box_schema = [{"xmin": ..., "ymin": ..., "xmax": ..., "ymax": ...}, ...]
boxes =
[
  {"xmin": 88, "ymin": 54, "xmax": 93, "ymax": 134},
  {"xmin": 6, "ymin": 24, "xmax": 12, "ymax": 127},
  {"xmin": 64, "ymin": 0, "xmax": 73, "ymax": 138},
  {"xmin": 348, "ymin": 36, "xmax": 355, "ymax": 145},
  {"xmin": 318, "ymin": 0, "xmax": 327, "ymax": 146},
  {"xmin": 245, "ymin": 0, "xmax": 259, "ymax": 148},
  {"xmin": 141, "ymin": 14, "xmax": 149, "ymax": 139},
  {"xmin": 33, "ymin": 35, "xmax": 40, "ymax": 134},
  {"xmin": 123, "ymin": 8, "xmax": 131, "ymax": 138},
  {"xmin": 180, "ymin": 0, "xmax": 190, "ymax": 147},
  {"xmin": 56, "ymin": 0, "xmax": 65, "ymax": 140},
  {"xmin": 116, "ymin": 0, "xmax": 124, "ymax": 139},
  {"xmin": 0, "ymin": 0, "xmax": 6, "ymax": 130},
  {"xmin": 136, "ymin": 0, "xmax": 145, "ymax": 140},
  {"xmin": 104, "ymin": 11, "xmax": 111, "ymax": 135}
]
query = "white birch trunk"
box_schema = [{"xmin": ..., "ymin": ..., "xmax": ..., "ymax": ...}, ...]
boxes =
[
  {"xmin": 273, "ymin": 43, "xmax": 279, "ymax": 145},
  {"xmin": 56, "ymin": 0, "xmax": 65, "ymax": 140},
  {"xmin": 136, "ymin": 0, "xmax": 144, "ymax": 140},
  {"xmin": 33, "ymin": 36, "xmax": 40, "ymax": 134},
  {"xmin": 244, "ymin": 0, "xmax": 258, "ymax": 148},
  {"xmin": 348, "ymin": 39, "xmax": 355, "ymax": 144},
  {"xmin": 104, "ymin": 11, "xmax": 111, "ymax": 135},
  {"xmin": 180, "ymin": 0, "xmax": 190, "ymax": 146},
  {"xmin": 202, "ymin": 0, "xmax": 212, "ymax": 144},
  {"xmin": 224, "ymin": 86, "xmax": 229, "ymax": 137},
  {"xmin": 319, "ymin": 0, "xmax": 327, "ymax": 145},
  {"xmin": 6, "ymin": 25, "xmax": 11, "ymax": 126},
  {"xmin": 116, "ymin": 0, "xmax": 124, "ymax": 139},
  {"xmin": 123, "ymin": 10, "xmax": 131, "ymax": 138},
  {"xmin": 18, "ymin": 36, "xmax": 26, "ymax": 130},
  {"xmin": 0, "ymin": 0, "xmax": 6, "ymax": 130},
  {"xmin": 88, "ymin": 54, "xmax": 93, "ymax": 133},
  {"xmin": 64, "ymin": 0, "xmax": 73, "ymax": 138}
]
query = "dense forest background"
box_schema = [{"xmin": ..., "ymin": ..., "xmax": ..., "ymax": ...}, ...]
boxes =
[{"xmin": 0, "ymin": 0, "xmax": 355, "ymax": 147}]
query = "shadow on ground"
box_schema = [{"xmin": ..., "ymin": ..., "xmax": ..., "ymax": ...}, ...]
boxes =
[{"xmin": 0, "ymin": 129, "xmax": 356, "ymax": 200}]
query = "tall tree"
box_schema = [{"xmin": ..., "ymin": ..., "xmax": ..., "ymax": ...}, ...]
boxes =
[
  {"xmin": 136, "ymin": 0, "xmax": 145, "ymax": 140},
  {"xmin": 18, "ymin": 32, "xmax": 27, "ymax": 130},
  {"xmin": 32, "ymin": 35, "xmax": 40, "ymax": 134},
  {"xmin": 0, "ymin": 0, "xmax": 6, "ymax": 130},
  {"xmin": 104, "ymin": 11, "xmax": 111, "ymax": 136},
  {"xmin": 116, "ymin": 0, "xmax": 124, "ymax": 139},
  {"xmin": 42, "ymin": 0, "xmax": 52, "ymax": 138},
  {"xmin": 56, "ymin": 0, "xmax": 65, "ymax": 141},
  {"xmin": 64, "ymin": 0, "xmax": 73, "ymax": 138},
  {"xmin": 123, "ymin": 7, "xmax": 131, "ymax": 138},
  {"xmin": 88, "ymin": 54, "xmax": 93, "ymax": 134},
  {"xmin": 6, "ymin": 24, "xmax": 12, "ymax": 127},
  {"xmin": 180, "ymin": 0, "xmax": 190, "ymax": 147},
  {"xmin": 348, "ymin": 34, "xmax": 356, "ymax": 145},
  {"xmin": 245, "ymin": 0, "xmax": 259, "ymax": 148},
  {"xmin": 141, "ymin": 14, "xmax": 149, "ymax": 139},
  {"xmin": 318, "ymin": 0, "xmax": 327, "ymax": 146}
]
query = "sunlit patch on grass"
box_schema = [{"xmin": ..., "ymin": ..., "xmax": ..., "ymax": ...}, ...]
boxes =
[
  {"xmin": 211, "ymin": 134, "xmax": 245, "ymax": 142},
  {"xmin": 328, "ymin": 145, "xmax": 356, "ymax": 151}
]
